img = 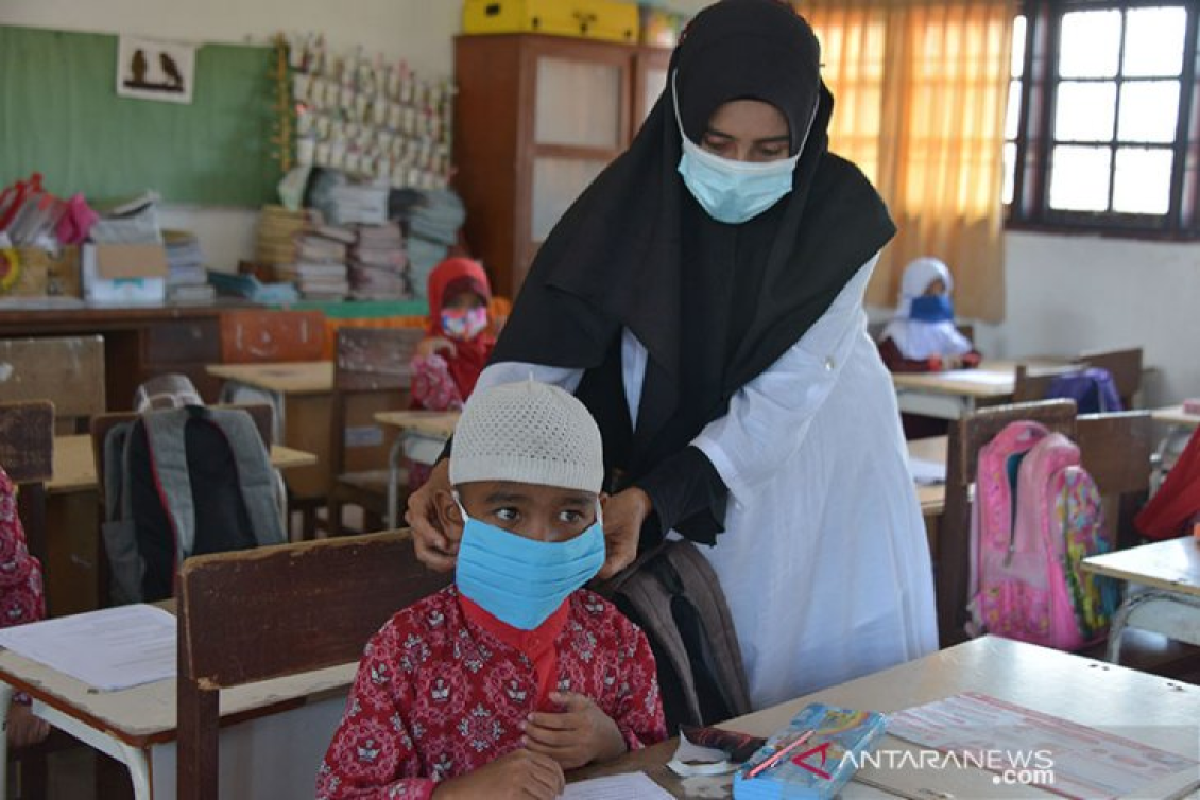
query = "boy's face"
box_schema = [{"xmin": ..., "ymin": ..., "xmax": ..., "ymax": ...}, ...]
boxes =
[{"xmin": 438, "ymin": 481, "xmax": 599, "ymax": 543}]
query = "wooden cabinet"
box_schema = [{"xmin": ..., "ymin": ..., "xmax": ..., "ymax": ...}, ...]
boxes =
[{"xmin": 454, "ymin": 34, "xmax": 670, "ymax": 298}]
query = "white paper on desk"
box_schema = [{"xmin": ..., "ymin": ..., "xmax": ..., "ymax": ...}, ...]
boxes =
[
  {"xmin": 888, "ymin": 692, "xmax": 1199, "ymax": 800},
  {"xmin": 908, "ymin": 456, "xmax": 946, "ymax": 485},
  {"xmin": 0, "ymin": 604, "xmax": 175, "ymax": 691},
  {"xmin": 563, "ymin": 771, "xmax": 675, "ymax": 799},
  {"xmin": 939, "ymin": 369, "xmax": 1015, "ymax": 386}
]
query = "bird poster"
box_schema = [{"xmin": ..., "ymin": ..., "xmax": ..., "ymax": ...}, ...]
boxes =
[{"xmin": 117, "ymin": 36, "xmax": 195, "ymax": 104}]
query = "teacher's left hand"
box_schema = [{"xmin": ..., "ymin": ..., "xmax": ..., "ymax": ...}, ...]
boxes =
[{"xmin": 597, "ymin": 488, "xmax": 651, "ymax": 579}]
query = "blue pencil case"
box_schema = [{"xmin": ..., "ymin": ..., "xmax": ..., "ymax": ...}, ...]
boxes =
[{"xmin": 733, "ymin": 703, "xmax": 887, "ymax": 799}]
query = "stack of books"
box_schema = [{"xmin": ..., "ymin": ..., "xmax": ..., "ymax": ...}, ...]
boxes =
[
  {"xmin": 255, "ymin": 205, "xmax": 310, "ymax": 270},
  {"xmin": 275, "ymin": 232, "xmax": 350, "ymax": 299},
  {"xmin": 350, "ymin": 222, "xmax": 409, "ymax": 299},
  {"xmin": 163, "ymin": 229, "xmax": 215, "ymax": 302}
]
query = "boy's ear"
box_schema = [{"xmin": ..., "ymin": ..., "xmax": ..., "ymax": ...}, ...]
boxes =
[{"xmin": 434, "ymin": 489, "xmax": 464, "ymax": 531}]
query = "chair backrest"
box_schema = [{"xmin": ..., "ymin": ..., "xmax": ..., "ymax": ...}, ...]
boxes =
[
  {"xmin": 0, "ymin": 400, "xmax": 54, "ymax": 580},
  {"xmin": 1076, "ymin": 410, "xmax": 1153, "ymax": 550},
  {"xmin": 1077, "ymin": 347, "xmax": 1143, "ymax": 410},
  {"xmin": 0, "ymin": 336, "xmax": 105, "ymax": 434},
  {"xmin": 938, "ymin": 399, "xmax": 1078, "ymax": 645},
  {"xmin": 219, "ymin": 310, "xmax": 327, "ymax": 364},
  {"xmin": 330, "ymin": 328, "xmax": 424, "ymax": 480},
  {"xmin": 176, "ymin": 531, "xmax": 450, "ymax": 800},
  {"xmin": 89, "ymin": 404, "xmax": 274, "ymax": 507},
  {"xmin": 1011, "ymin": 364, "xmax": 1064, "ymax": 404}
]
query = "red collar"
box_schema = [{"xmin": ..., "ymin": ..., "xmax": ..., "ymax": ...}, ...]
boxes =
[{"xmin": 458, "ymin": 591, "xmax": 570, "ymax": 659}]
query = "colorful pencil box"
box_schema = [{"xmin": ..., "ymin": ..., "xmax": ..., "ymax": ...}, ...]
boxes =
[{"xmin": 733, "ymin": 704, "xmax": 887, "ymax": 799}]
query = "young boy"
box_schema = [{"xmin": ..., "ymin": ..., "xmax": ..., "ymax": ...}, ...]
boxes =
[{"xmin": 316, "ymin": 381, "xmax": 667, "ymax": 799}]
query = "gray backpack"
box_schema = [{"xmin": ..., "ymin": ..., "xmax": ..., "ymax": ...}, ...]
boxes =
[
  {"xmin": 601, "ymin": 540, "xmax": 752, "ymax": 729},
  {"xmin": 102, "ymin": 406, "xmax": 286, "ymax": 604}
]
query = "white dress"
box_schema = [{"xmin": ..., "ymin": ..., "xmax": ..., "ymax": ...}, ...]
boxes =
[{"xmin": 475, "ymin": 256, "xmax": 937, "ymax": 709}]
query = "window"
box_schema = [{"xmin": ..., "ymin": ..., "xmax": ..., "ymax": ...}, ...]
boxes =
[{"xmin": 1006, "ymin": 0, "xmax": 1199, "ymax": 236}]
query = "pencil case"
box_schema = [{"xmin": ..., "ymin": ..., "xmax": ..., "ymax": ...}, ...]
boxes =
[{"xmin": 732, "ymin": 703, "xmax": 887, "ymax": 799}]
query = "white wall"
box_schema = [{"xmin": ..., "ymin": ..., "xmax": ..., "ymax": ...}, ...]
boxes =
[{"xmin": 994, "ymin": 233, "xmax": 1200, "ymax": 406}]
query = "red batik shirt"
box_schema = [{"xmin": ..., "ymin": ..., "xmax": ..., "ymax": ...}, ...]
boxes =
[{"xmin": 316, "ymin": 585, "xmax": 666, "ymax": 799}]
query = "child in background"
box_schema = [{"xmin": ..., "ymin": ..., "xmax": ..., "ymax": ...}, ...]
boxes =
[
  {"xmin": 410, "ymin": 258, "xmax": 495, "ymax": 412},
  {"xmin": 317, "ymin": 381, "xmax": 666, "ymax": 799},
  {"xmin": 877, "ymin": 257, "xmax": 981, "ymax": 373},
  {"xmin": 0, "ymin": 468, "xmax": 49, "ymax": 748}
]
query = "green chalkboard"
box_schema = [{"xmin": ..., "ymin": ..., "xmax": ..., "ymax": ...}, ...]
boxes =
[{"xmin": 1, "ymin": 26, "xmax": 279, "ymax": 206}]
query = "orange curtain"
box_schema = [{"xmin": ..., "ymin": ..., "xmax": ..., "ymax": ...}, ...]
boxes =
[{"xmin": 799, "ymin": 0, "xmax": 1015, "ymax": 321}]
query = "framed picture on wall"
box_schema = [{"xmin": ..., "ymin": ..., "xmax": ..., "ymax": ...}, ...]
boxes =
[{"xmin": 117, "ymin": 36, "xmax": 195, "ymax": 104}]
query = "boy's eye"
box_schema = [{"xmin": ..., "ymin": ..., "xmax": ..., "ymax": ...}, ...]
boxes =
[
  {"xmin": 494, "ymin": 507, "xmax": 519, "ymax": 522},
  {"xmin": 558, "ymin": 509, "xmax": 585, "ymax": 524}
]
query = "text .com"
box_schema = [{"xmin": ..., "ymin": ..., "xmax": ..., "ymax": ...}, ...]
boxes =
[{"xmin": 844, "ymin": 749, "xmax": 1056, "ymax": 787}]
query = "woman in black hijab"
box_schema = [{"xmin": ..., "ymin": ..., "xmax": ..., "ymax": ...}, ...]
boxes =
[{"xmin": 410, "ymin": 0, "xmax": 936, "ymax": 708}]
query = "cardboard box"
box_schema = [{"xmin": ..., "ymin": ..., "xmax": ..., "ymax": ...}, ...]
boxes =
[
  {"xmin": 5, "ymin": 246, "xmax": 82, "ymax": 298},
  {"xmin": 82, "ymin": 243, "xmax": 168, "ymax": 303},
  {"xmin": 329, "ymin": 186, "xmax": 389, "ymax": 226}
]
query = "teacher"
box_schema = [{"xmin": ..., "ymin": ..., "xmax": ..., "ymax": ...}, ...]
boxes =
[{"xmin": 409, "ymin": 0, "xmax": 936, "ymax": 709}]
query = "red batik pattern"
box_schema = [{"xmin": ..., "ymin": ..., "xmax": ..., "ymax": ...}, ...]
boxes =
[{"xmin": 316, "ymin": 586, "xmax": 666, "ymax": 799}]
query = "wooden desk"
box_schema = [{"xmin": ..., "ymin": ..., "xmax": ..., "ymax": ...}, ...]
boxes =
[
  {"xmin": 891, "ymin": 361, "xmax": 1070, "ymax": 420},
  {"xmin": 1152, "ymin": 406, "xmax": 1200, "ymax": 429},
  {"xmin": 43, "ymin": 435, "xmax": 317, "ymax": 617},
  {"xmin": 1083, "ymin": 536, "xmax": 1200, "ymax": 663},
  {"xmin": 375, "ymin": 411, "xmax": 460, "ymax": 529},
  {"xmin": 0, "ymin": 301, "xmax": 259, "ymax": 410},
  {"xmin": 206, "ymin": 362, "xmax": 333, "ymax": 499},
  {"xmin": 907, "ymin": 435, "xmax": 946, "ymax": 517},
  {"xmin": 577, "ymin": 636, "xmax": 1200, "ymax": 798},
  {"xmin": 0, "ymin": 637, "xmax": 353, "ymax": 799}
]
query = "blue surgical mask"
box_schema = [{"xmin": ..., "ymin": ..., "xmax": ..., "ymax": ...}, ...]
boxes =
[
  {"xmin": 910, "ymin": 294, "xmax": 955, "ymax": 322},
  {"xmin": 454, "ymin": 499, "xmax": 606, "ymax": 630},
  {"xmin": 672, "ymin": 71, "xmax": 811, "ymax": 225}
]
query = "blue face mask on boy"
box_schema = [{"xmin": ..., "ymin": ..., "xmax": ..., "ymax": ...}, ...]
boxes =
[
  {"xmin": 454, "ymin": 499, "xmax": 606, "ymax": 630},
  {"xmin": 909, "ymin": 294, "xmax": 955, "ymax": 322},
  {"xmin": 672, "ymin": 72, "xmax": 812, "ymax": 225}
]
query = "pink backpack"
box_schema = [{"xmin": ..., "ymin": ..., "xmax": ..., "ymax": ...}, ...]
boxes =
[{"xmin": 972, "ymin": 422, "xmax": 1117, "ymax": 649}]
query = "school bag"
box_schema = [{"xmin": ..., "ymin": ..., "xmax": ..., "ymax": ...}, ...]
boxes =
[
  {"xmin": 101, "ymin": 405, "xmax": 286, "ymax": 604},
  {"xmin": 1044, "ymin": 367, "xmax": 1122, "ymax": 414},
  {"xmin": 600, "ymin": 539, "xmax": 752, "ymax": 730},
  {"xmin": 971, "ymin": 421, "xmax": 1118, "ymax": 650}
]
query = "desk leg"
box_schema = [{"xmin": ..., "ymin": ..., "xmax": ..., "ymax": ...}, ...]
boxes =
[
  {"xmin": 0, "ymin": 682, "xmax": 12, "ymax": 799},
  {"xmin": 33, "ymin": 701, "xmax": 153, "ymax": 799},
  {"xmin": 1108, "ymin": 590, "xmax": 1200, "ymax": 664},
  {"xmin": 386, "ymin": 433, "xmax": 406, "ymax": 531},
  {"xmin": 115, "ymin": 741, "xmax": 153, "ymax": 800}
]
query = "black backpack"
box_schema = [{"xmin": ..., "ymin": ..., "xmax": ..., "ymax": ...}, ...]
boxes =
[
  {"xmin": 600, "ymin": 540, "xmax": 752, "ymax": 730},
  {"xmin": 101, "ymin": 406, "xmax": 286, "ymax": 603}
]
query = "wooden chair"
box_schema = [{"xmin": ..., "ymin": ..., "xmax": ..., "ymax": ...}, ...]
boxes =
[
  {"xmin": 1077, "ymin": 347, "xmax": 1144, "ymax": 410},
  {"xmin": 0, "ymin": 336, "xmax": 105, "ymax": 434},
  {"xmin": 218, "ymin": 310, "xmax": 326, "ymax": 364},
  {"xmin": 177, "ymin": 532, "xmax": 450, "ymax": 800},
  {"xmin": 1011, "ymin": 363, "xmax": 1064, "ymax": 403},
  {"xmin": 327, "ymin": 328, "xmax": 424, "ymax": 536},
  {"xmin": 938, "ymin": 399, "xmax": 1078, "ymax": 646},
  {"xmin": 0, "ymin": 401, "xmax": 54, "ymax": 799},
  {"xmin": 1076, "ymin": 411, "xmax": 1154, "ymax": 552}
]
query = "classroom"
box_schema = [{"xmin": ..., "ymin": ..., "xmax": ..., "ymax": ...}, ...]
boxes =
[{"xmin": 1, "ymin": 0, "xmax": 1199, "ymax": 797}]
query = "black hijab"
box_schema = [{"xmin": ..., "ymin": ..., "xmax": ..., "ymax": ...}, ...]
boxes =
[{"xmin": 491, "ymin": 0, "xmax": 895, "ymax": 537}]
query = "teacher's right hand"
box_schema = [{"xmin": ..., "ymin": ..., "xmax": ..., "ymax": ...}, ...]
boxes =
[{"xmin": 406, "ymin": 459, "xmax": 461, "ymax": 572}]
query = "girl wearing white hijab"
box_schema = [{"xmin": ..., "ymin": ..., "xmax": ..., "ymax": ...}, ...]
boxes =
[{"xmin": 877, "ymin": 257, "xmax": 980, "ymax": 372}]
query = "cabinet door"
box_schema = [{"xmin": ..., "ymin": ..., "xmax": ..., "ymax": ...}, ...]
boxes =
[{"xmin": 633, "ymin": 49, "xmax": 671, "ymax": 138}]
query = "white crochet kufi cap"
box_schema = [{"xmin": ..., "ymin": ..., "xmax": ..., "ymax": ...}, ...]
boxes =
[{"xmin": 450, "ymin": 380, "xmax": 604, "ymax": 493}]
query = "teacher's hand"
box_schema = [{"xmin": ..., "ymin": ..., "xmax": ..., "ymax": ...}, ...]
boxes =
[
  {"xmin": 597, "ymin": 487, "xmax": 651, "ymax": 579},
  {"xmin": 406, "ymin": 459, "xmax": 460, "ymax": 572}
]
